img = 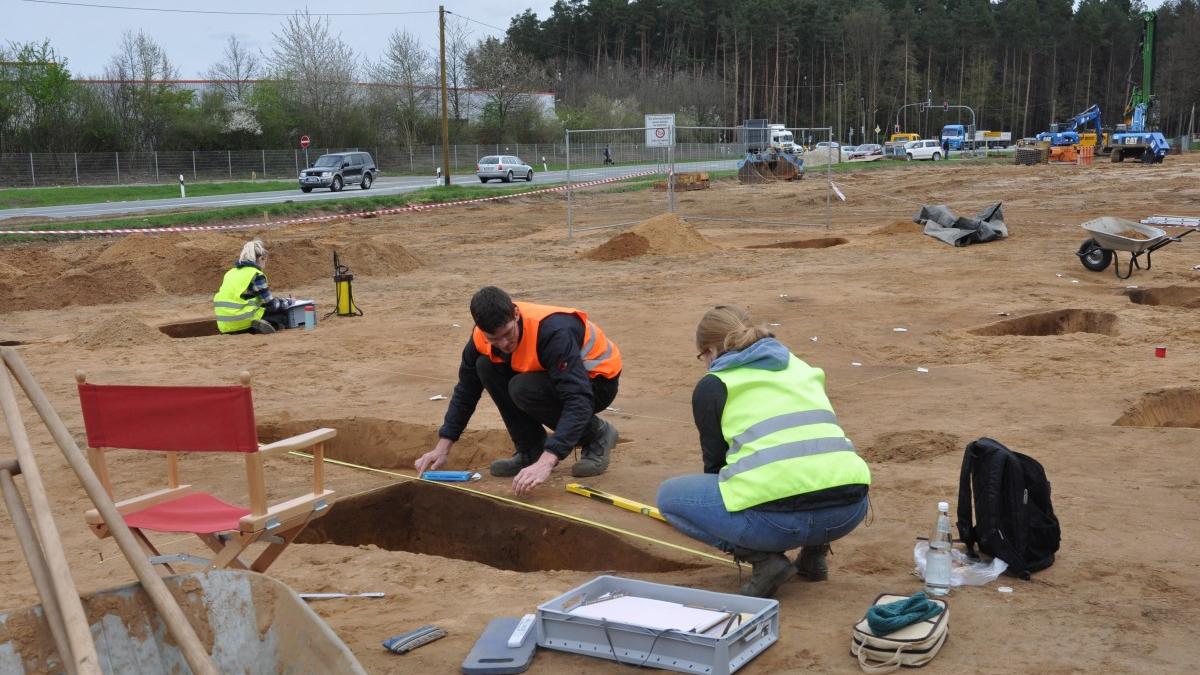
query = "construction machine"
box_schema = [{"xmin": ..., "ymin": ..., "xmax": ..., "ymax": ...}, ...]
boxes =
[
  {"xmin": 737, "ymin": 119, "xmax": 804, "ymax": 182},
  {"xmin": 1111, "ymin": 11, "xmax": 1169, "ymax": 163},
  {"xmin": 1035, "ymin": 104, "xmax": 1105, "ymax": 162}
]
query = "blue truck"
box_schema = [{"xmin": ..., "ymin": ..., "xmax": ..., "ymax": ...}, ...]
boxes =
[{"xmin": 939, "ymin": 125, "xmax": 970, "ymax": 151}]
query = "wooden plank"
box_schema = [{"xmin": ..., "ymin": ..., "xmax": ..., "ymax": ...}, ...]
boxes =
[
  {"xmin": 86, "ymin": 447, "xmax": 113, "ymax": 497},
  {"xmin": 1, "ymin": 469, "xmax": 77, "ymax": 674},
  {"xmin": 6, "ymin": 348, "xmax": 217, "ymax": 675},
  {"xmin": 166, "ymin": 452, "xmax": 179, "ymax": 489},
  {"xmin": 257, "ymin": 428, "xmax": 337, "ymax": 457},
  {"xmin": 83, "ymin": 485, "xmax": 194, "ymax": 525},
  {"xmin": 0, "ymin": 366, "xmax": 102, "ymax": 675},
  {"xmin": 313, "ymin": 443, "xmax": 325, "ymax": 494},
  {"xmin": 239, "ymin": 489, "xmax": 335, "ymax": 533},
  {"xmin": 244, "ymin": 453, "xmax": 267, "ymax": 517}
]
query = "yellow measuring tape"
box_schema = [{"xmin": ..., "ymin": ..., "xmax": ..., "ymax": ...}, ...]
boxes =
[{"xmin": 288, "ymin": 451, "xmax": 736, "ymax": 568}]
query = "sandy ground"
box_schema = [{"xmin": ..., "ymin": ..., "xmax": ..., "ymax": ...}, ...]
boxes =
[{"xmin": 1, "ymin": 154, "xmax": 1199, "ymax": 673}]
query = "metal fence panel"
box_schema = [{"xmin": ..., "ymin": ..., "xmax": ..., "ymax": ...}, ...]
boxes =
[
  {"xmin": 0, "ymin": 144, "xmax": 584, "ymax": 188},
  {"xmin": 563, "ymin": 126, "xmax": 834, "ymax": 238}
]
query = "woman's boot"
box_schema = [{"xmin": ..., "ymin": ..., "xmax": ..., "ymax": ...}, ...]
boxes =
[
  {"xmin": 795, "ymin": 544, "xmax": 830, "ymax": 581},
  {"xmin": 731, "ymin": 547, "xmax": 795, "ymax": 598}
]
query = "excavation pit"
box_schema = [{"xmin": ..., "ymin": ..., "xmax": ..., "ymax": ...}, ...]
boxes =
[
  {"xmin": 257, "ymin": 417, "xmax": 515, "ymax": 471},
  {"xmin": 1125, "ymin": 286, "xmax": 1200, "ymax": 308},
  {"xmin": 159, "ymin": 319, "xmax": 221, "ymax": 339},
  {"xmin": 295, "ymin": 480, "xmax": 695, "ymax": 573},
  {"xmin": 746, "ymin": 237, "xmax": 849, "ymax": 250},
  {"xmin": 1113, "ymin": 388, "xmax": 1200, "ymax": 428},
  {"xmin": 969, "ymin": 309, "xmax": 1117, "ymax": 337}
]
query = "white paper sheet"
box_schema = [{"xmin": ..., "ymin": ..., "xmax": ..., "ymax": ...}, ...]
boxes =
[{"xmin": 568, "ymin": 595, "xmax": 729, "ymax": 633}]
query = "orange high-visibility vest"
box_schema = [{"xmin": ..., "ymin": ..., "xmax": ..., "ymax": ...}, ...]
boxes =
[{"xmin": 472, "ymin": 302, "xmax": 622, "ymax": 379}]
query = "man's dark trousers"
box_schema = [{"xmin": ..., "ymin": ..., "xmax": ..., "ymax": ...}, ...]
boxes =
[{"xmin": 475, "ymin": 355, "xmax": 618, "ymax": 458}]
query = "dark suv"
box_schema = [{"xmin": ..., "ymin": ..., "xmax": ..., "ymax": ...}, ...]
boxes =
[{"xmin": 299, "ymin": 152, "xmax": 377, "ymax": 192}]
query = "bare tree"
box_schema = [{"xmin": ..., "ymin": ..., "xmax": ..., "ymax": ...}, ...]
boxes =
[
  {"xmin": 368, "ymin": 28, "xmax": 431, "ymax": 148},
  {"xmin": 206, "ymin": 35, "xmax": 260, "ymax": 103},
  {"xmin": 466, "ymin": 38, "xmax": 542, "ymax": 135},
  {"xmin": 104, "ymin": 30, "xmax": 182, "ymax": 149},
  {"xmin": 269, "ymin": 10, "xmax": 356, "ymax": 142},
  {"xmin": 445, "ymin": 16, "xmax": 474, "ymax": 125}
]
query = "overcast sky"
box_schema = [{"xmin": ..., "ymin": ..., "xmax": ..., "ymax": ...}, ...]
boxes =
[
  {"xmin": 5, "ymin": 0, "xmax": 556, "ymax": 78},
  {"xmin": 6, "ymin": 0, "xmax": 1170, "ymax": 79}
]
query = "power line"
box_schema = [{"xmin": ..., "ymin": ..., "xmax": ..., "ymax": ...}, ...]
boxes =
[
  {"xmin": 445, "ymin": 11, "xmax": 507, "ymax": 35},
  {"xmin": 19, "ymin": 0, "xmax": 437, "ymax": 17}
]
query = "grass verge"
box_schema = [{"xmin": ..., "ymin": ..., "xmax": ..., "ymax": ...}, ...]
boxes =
[
  {"xmin": 0, "ymin": 183, "xmax": 555, "ymax": 243},
  {"xmin": 0, "ymin": 181, "xmax": 301, "ymax": 209}
]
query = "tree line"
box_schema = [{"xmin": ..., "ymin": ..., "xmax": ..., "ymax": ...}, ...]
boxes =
[
  {"xmin": 3, "ymin": 2, "xmax": 1197, "ymax": 154},
  {"xmin": 0, "ymin": 12, "xmax": 553, "ymax": 154},
  {"xmin": 508, "ymin": 0, "xmax": 1199, "ymax": 141}
]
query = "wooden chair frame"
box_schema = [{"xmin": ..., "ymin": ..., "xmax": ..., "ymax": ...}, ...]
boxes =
[{"xmin": 78, "ymin": 371, "xmax": 335, "ymax": 575}]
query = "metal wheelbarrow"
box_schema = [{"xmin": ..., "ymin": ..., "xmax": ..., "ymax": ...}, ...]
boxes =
[
  {"xmin": 0, "ymin": 569, "xmax": 366, "ymax": 674},
  {"xmin": 1076, "ymin": 216, "xmax": 1197, "ymax": 279}
]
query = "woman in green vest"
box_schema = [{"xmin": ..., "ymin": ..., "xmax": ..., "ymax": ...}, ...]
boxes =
[
  {"xmin": 213, "ymin": 239, "xmax": 290, "ymax": 335},
  {"xmin": 657, "ymin": 305, "xmax": 871, "ymax": 598}
]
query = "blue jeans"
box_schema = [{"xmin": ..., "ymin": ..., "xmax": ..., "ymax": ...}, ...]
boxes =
[{"xmin": 656, "ymin": 473, "xmax": 868, "ymax": 554}]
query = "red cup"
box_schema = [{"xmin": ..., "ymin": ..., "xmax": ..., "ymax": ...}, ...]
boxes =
[{"xmin": 1155, "ymin": 345, "xmax": 1166, "ymax": 358}]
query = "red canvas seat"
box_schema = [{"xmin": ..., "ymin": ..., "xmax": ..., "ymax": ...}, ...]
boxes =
[
  {"xmin": 77, "ymin": 371, "xmax": 335, "ymax": 574},
  {"xmin": 124, "ymin": 493, "xmax": 252, "ymax": 535}
]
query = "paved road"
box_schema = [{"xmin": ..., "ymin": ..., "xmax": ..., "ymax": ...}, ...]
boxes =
[{"xmin": 0, "ymin": 162, "xmax": 737, "ymax": 221}]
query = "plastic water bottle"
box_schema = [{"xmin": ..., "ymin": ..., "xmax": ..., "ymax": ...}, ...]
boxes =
[
  {"xmin": 303, "ymin": 304, "xmax": 315, "ymax": 331},
  {"xmin": 925, "ymin": 501, "xmax": 952, "ymax": 596}
]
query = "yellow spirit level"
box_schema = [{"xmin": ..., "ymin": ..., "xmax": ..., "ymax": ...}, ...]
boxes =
[{"xmin": 565, "ymin": 483, "xmax": 666, "ymax": 522}]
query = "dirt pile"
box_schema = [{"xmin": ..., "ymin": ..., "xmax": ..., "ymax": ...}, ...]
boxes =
[
  {"xmin": 76, "ymin": 316, "xmax": 166, "ymax": 350},
  {"xmin": 583, "ymin": 213, "xmax": 717, "ymax": 260},
  {"xmin": 2, "ymin": 231, "xmax": 422, "ymax": 312},
  {"xmin": 872, "ymin": 219, "xmax": 924, "ymax": 235}
]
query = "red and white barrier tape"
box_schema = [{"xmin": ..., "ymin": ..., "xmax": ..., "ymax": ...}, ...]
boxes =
[{"xmin": 0, "ymin": 171, "xmax": 657, "ymax": 236}]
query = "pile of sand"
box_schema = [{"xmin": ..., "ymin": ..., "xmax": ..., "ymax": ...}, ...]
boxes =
[
  {"xmin": 871, "ymin": 220, "xmax": 925, "ymax": 235},
  {"xmin": 584, "ymin": 213, "xmax": 718, "ymax": 261},
  {"xmin": 2, "ymin": 231, "xmax": 423, "ymax": 311},
  {"xmin": 76, "ymin": 316, "xmax": 166, "ymax": 350}
]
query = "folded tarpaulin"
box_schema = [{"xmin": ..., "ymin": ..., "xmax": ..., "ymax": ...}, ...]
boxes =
[{"xmin": 914, "ymin": 202, "xmax": 1008, "ymax": 247}]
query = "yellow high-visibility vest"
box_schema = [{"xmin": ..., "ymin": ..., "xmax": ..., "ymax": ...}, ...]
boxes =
[
  {"xmin": 213, "ymin": 265, "xmax": 266, "ymax": 334},
  {"xmin": 711, "ymin": 353, "xmax": 871, "ymax": 511}
]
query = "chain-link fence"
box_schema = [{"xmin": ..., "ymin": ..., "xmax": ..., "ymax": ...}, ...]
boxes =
[
  {"xmin": 0, "ymin": 143, "xmax": 575, "ymax": 188},
  {"xmin": 564, "ymin": 126, "xmax": 835, "ymax": 236}
]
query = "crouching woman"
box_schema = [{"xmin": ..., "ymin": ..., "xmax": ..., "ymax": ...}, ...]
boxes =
[
  {"xmin": 657, "ymin": 305, "xmax": 871, "ymax": 598},
  {"xmin": 213, "ymin": 239, "xmax": 290, "ymax": 335}
]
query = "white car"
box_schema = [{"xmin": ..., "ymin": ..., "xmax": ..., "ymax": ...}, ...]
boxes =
[{"xmin": 904, "ymin": 140, "xmax": 944, "ymax": 161}]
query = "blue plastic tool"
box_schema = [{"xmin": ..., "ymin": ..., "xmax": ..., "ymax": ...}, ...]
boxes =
[{"xmin": 420, "ymin": 470, "xmax": 481, "ymax": 482}]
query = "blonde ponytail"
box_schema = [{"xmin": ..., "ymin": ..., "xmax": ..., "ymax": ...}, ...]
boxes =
[
  {"xmin": 237, "ymin": 239, "xmax": 267, "ymax": 264},
  {"xmin": 695, "ymin": 305, "xmax": 770, "ymax": 356}
]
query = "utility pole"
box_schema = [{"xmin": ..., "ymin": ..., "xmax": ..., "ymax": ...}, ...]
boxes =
[{"xmin": 439, "ymin": 6, "xmax": 451, "ymax": 187}]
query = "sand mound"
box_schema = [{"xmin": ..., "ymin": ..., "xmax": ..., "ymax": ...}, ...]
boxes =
[
  {"xmin": 584, "ymin": 233, "xmax": 651, "ymax": 261},
  {"xmin": 872, "ymin": 220, "xmax": 924, "ymax": 235},
  {"xmin": 584, "ymin": 213, "xmax": 717, "ymax": 260},
  {"xmin": 860, "ymin": 430, "xmax": 961, "ymax": 463},
  {"xmin": 76, "ymin": 316, "xmax": 166, "ymax": 350},
  {"xmin": 3, "ymin": 231, "xmax": 422, "ymax": 312}
]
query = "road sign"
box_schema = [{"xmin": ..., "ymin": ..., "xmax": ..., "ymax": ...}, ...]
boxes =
[
  {"xmin": 300, "ymin": 135, "xmax": 310, "ymax": 149},
  {"xmin": 875, "ymin": 125, "xmax": 881, "ymax": 135},
  {"xmin": 644, "ymin": 114, "xmax": 675, "ymax": 147}
]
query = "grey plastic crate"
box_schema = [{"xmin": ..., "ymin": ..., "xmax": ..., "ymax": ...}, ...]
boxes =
[{"xmin": 536, "ymin": 575, "xmax": 778, "ymax": 675}]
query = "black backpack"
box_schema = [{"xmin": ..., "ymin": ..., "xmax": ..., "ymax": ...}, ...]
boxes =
[{"xmin": 955, "ymin": 438, "xmax": 1060, "ymax": 579}]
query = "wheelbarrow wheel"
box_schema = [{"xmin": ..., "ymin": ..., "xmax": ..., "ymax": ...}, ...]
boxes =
[{"xmin": 1078, "ymin": 238, "xmax": 1113, "ymax": 272}]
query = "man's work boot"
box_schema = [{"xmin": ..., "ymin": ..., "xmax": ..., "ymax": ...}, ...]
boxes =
[
  {"xmin": 572, "ymin": 418, "xmax": 617, "ymax": 477},
  {"xmin": 795, "ymin": 544, "xmax": 830, "ymax": 582},
  {"xmin": 732, "ymin": 547, "xmax": 796, "ymax": 598},
  {"xmin": 489, "ymin": 450, "xmax": 535, "ymax": 478},
  {"xmin": 250, "ymin": 319, "xmax": 276, "ymax": 334}
]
